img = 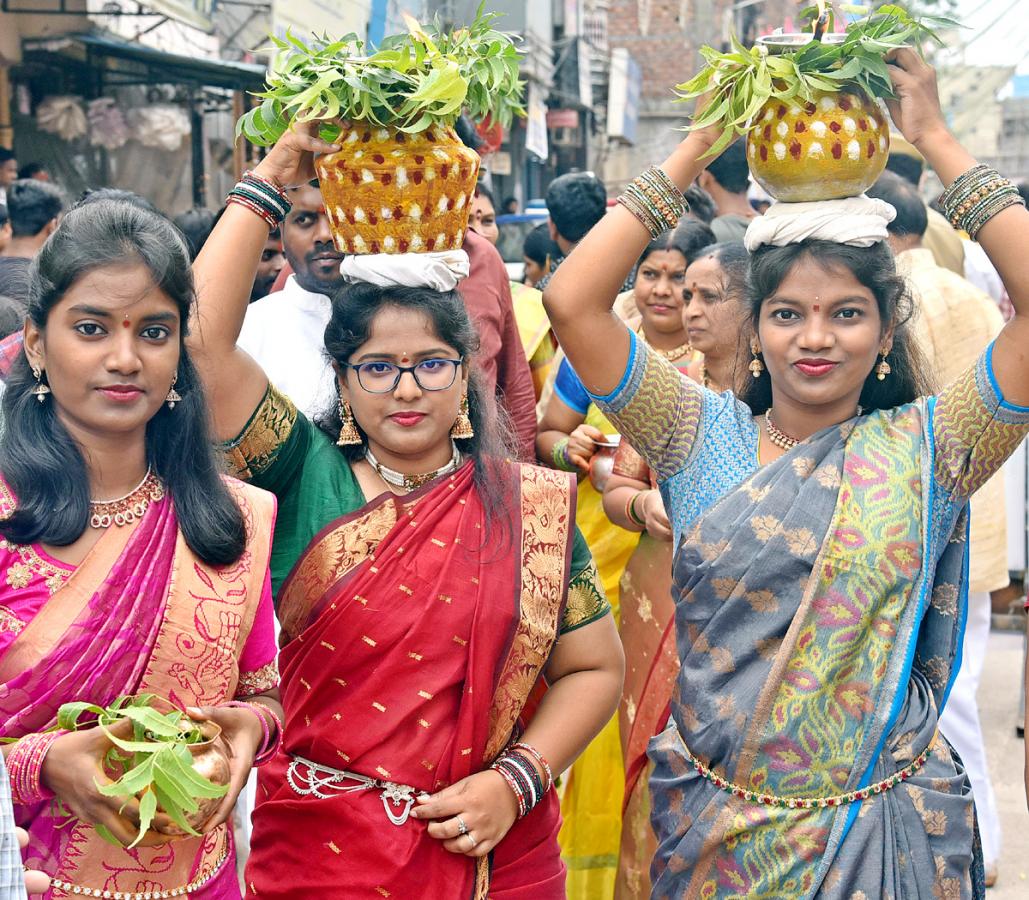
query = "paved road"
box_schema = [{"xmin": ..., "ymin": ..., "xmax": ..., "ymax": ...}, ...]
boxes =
[{"xmin": 979, "ymin": 628, "xmax": 1027, "ymax": 897}]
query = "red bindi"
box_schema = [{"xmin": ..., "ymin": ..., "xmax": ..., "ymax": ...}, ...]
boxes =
[
  {"xmin": 812, "ymin": 304, "xmax": 821, "ymax": 312},
  {"xmin": 122, "ymin": 317, "xmax": 132, "ymax": 328}
]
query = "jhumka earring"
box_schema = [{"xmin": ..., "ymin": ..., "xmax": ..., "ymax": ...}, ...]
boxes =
[
  {"xmin": 876, "ymin": 350, "xmax": 892, "ymax": 382},
  {"xmin": 165, "ymin": 374, "xmax": 182, "ymax": 410},
  {"xmin": 748, "ymin": 340, "xmax": 765, "ymax": 379},
  {"xmin": 450, "ymin": 394, "xmax": 474, "ymax": 440},
  {"xmin": 29, "ymin": 365, "xmax": 51, "ymax": 403},
  {"xmin": 337, "ymin": 398, "xmax": 362, "ymax": 446}
]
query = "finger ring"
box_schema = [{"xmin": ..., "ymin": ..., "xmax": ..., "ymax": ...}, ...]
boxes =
[
  {"xmin": 465, "ymin": 832, "xmax": 477, "ymax": 849},
  {"xmin": 456, "ymin": 816, "xmax": 469, "ymax": 836}
]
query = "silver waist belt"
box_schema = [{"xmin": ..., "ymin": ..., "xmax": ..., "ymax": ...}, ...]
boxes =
[{"xmin": 285, "ymin": 755, "xmax": 421, "ymax": 826}]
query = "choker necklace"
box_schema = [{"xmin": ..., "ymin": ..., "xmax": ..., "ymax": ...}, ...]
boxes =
[
  {"xmin": 90, "ymin": 467, "xmax": 165, "ymax": 529},
  {"xmin": 764, "ymin": 409, "xmax": 800, "ymax": 452},
  {"xmin": 638, "ymin": 328, "xmax": 692, "ymax": 362},
  {"xmin": 764, "ymin": 406, "xmax": 864, "ymax": 453},
  {"xmin": 366, "ymin": 443, "xmax": 461, "ymax": 493}
]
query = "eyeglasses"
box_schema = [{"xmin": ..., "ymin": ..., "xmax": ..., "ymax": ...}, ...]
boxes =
[{"xmin": 345, "ymin": 358, "xmax": 464, "ymax": 394}]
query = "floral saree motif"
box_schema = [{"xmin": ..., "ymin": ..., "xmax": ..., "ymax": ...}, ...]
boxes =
[
  {"xmin": 245, "ymin": 460, "xmax": 582, "ymax": 899},
  {"xmin": 0, "ymin": 479, "xmax": 275, "ymax": 900}
]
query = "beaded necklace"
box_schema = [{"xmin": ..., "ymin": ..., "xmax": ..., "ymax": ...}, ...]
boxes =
[{"xmin": 365, "ymin": 443, "xmax": 461, "ymax": 493}]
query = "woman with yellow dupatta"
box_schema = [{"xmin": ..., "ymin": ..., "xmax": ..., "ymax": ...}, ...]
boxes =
[
  {"xmin": 546, "ymin": 52, "xmax": 1029, "ymax": 899},
  {"xmin": 601, "ymin": 241, "xmax": 750, "ymax": 899},
  {"xmin": 537, "ymin": 228, "xmax": 696, "ymax": 900},
  {"xmin": 0, "ymin": 199, "xmax": 279, "ymax": 898},
  {"xmin": 188, "ymin": 125, "xmax": 624, "ymax": 898}
]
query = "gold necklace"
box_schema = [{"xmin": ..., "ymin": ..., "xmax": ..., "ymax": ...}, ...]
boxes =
[
  {"xmin": 89, "ymin": 467, "xmax": 165, "ymax": 529},
  {"xmin": 638, "ymin": 327, "xmax": 692, "ymax": 362},
  {"xmin": 763, "ymin": 408, "xmax": 800, "ymax": 452},
  {"xmin": 699, "ymin": 363, "xmax": 711, "ymax": 389},
  {"xmin": 365, "ymin": 444, "xmax": 461, "ymax": 493}
]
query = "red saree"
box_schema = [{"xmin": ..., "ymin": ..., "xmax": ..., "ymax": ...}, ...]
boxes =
[{"xmin": 245, "ymin": 461, "xmax": 576, "ymax": 899}]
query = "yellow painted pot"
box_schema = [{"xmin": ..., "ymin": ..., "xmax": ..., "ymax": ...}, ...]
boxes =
[
  {"xmin": 315, "ymin": 121, "xmax": 481, "ymax": 254},
  {"xmin": 746, "ymin": 88, "xmax": 890, "ymax": 202}
]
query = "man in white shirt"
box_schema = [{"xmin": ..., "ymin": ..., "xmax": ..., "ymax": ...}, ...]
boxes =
[{"xmin": 238, "ymin": 181, "xmax": 345, "ymax": 419}]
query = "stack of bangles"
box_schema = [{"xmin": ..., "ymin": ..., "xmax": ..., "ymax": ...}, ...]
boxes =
[
  {"xmin": 8, "ymin": 730, "xmax": 67, "ymax": 805},
  {"xmin": 226, "ymin": 170, "xmax": 292, "ymax": 229},
  {"xmin": 617, "ymin": 166, "xmax": 691, "ymax": 238},
  {"xmin": 225, "ymin": 700, "xmax": 283, "ymax": 766},
  {"xmin": 490, "ymin": 742, "xmax": 553, "ymax": 819},
  {"xmin": 940, "ymin": 164, "xmax": 1025, "ymax": 241},
  {"xmin": 626, "ymin": 490, "xmax": 648, "ymax": 529},
  {"xmin": 551, "ymin": 437, "xmax": 576, "ymax": 472}
]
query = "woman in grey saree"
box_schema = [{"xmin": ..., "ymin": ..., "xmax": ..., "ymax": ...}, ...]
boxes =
[{"xmin": 543, "ymin": 50, "xmax": 1029, "ymax": 899}]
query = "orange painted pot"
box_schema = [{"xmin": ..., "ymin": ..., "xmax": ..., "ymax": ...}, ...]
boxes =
[
  {"xmin": 746, "ymin": 88, "xmax": 890, "ymax": 202},
  {"xmin": 315, "ymin": 121, "xmax": 481, "ymax": 255}
]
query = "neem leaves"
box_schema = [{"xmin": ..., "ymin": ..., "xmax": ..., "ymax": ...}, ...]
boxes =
[{"xmin": 237, "ymin": 2, "xmax": 525, "ymax": 146}]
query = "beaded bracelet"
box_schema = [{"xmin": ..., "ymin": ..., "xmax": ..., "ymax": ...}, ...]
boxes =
[
  {"xmin": 551, "ymin": 437, "xmax": 577, "ymax": 472},
  {"xmin": 490, "ymin": 743, "xmax": 553, "ymax": 818},
  {"xmin": 8, "ymin": 730, "xmax": 66, "ymax": 805},
  {"xmin": 617, "ymin": 166, "xmax": 690, "ymax": 237},
  {"xmin": 226, "ymin": 170, "xmax": 292, "ymax": 229},
  {"xmin": 626, "ymin": 491, "xmax": 647, "ymax": 529},
  {"xmin": 225, "ymin": 700, "xmax": 283, "ymax": 766}
]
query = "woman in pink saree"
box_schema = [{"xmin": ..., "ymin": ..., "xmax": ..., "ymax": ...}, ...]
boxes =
[{"xmin": 0, "ymin": 198, "xmax": 279, "ymax": 899}]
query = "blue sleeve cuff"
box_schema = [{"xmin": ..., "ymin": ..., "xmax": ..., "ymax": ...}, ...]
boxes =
[
  {"xmin": 985, "ymin": 341, "xmax": 1029, "ymax": 415},
  {"xmin": 588, "ymin": 330, "xmax": 638, "ymax": 406}
]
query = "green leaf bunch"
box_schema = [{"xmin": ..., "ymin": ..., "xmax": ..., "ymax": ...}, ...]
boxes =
[
  {"xmin": 676, "ymin": 3, "xmax": 959, "ymax": 156},
  {"xmin": 237, "ymin": 1, "xmax": 525, "ymax": 146},
  {"xmin": 58, "ymin": 695, "xmax": 228, "ymax": 849}
]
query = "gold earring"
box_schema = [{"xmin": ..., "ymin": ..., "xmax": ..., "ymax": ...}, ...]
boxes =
[
  {"xmin": 748, "ymin": 340, "xmax": 765, "ymax": 378},
  {"xmin": 165, "ymin": 374, "xmax": 182, "ymax": 410},
  {"xmin": 30, "ymin": 365, "xmax": 51, "ymax": 402},
  {"xmin": 450, "ymin": 394, "xmax": 474, "ymax": 440},
  {"xmin": 876, "ymin": 351, "xmax": 892, "ymax": 381},
  {"xmin": 336, "ymin": 398, "xmax": 362, "ymax": 446}
]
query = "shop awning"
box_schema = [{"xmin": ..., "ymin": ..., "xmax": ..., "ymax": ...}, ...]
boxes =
[{"xmin": 21, "ymin": 33, "xmax": 267, "ymax": 91}]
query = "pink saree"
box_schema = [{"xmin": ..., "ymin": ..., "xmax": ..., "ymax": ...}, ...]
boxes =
[{"xmin": 0, "ymin": 477, "xmax": 276, "ymax": 899}]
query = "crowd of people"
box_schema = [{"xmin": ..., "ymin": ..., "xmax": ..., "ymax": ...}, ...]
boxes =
[{"xmin": 0, "ymin": 46, "xmax": 1027, "ymax": 900}]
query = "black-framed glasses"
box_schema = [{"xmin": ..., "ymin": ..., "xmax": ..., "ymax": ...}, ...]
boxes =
[{"xmin": 345, "ymin": 358, "xmax": 464, "ymax": 394}]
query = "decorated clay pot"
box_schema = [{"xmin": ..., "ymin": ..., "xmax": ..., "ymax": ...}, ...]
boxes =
[
  {"xmin": 154, "ymin": 720, "xmax": 231, "ymax": 838},
  {"xmin": 746, "ymin": 88, "xmax": 889, "ymax": 202},
  {"xmin": 315, "ymin": 121, "xmax": 481, "ymax": 255}
]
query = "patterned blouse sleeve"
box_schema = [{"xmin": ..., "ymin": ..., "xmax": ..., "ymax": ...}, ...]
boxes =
[
  {"xmin": 932, "ymin": 342, "xmax": 1029, "ymax": 500},
  {"xmin": 560, "ymin": 528, "xmax": 611, "ymax": 634},
  {"xmin": 587, "ymin": 331, "xmax": 703, "ymax": 481},
  {"xmin": 222, "ymin": 384, "xmax": 310, "ymax": 498}
]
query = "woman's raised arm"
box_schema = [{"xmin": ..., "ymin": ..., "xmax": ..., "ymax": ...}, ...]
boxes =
[
  {"xmin": 189, "ymin": 123, "xmax": 339, "ymax": 441},
  {"xmin": 542, "ymin": 129, "xmax": 718, "ymax": 398},
  {"xmin": 888, "ymin": 49, "xmax": 1029, "ymax": 406}
]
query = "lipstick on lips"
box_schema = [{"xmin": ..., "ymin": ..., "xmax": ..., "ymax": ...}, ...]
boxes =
[
  {"xmin": 793, "ymin": 358, "xmax": 838, "ymax": 377},
  {"xmin": 390, "ymin": 411, "xmax": 426, "ymax": 427},
  {"xmin": 99, "ymin": 384, "xmax": 144, "ymax": 402}
]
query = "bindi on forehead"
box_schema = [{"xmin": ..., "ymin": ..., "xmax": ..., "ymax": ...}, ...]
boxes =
[{"xmin": 123, "ymin": 316, "xmax": 132, "ymax": 328}]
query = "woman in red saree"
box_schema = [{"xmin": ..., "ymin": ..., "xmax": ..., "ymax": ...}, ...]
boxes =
[
  {"xmin": 0, "ymin": 198, "xmax": 280, "ymax": 898},
  {"xmin": 189, "ymin": 125, "xmax": 624, "ymax": 898}
]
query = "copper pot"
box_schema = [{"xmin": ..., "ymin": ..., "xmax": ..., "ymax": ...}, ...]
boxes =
[
  {"xmin": 588, "ymin": 436, "xmax": 621, "ymax": 492},
  {"xmin": 153, "ymin": 720, "xmax": 231, "ymax": 837}
]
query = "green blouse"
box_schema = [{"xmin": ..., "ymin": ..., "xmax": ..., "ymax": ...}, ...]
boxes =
[{"xmin": 223, "ymin": 385, "xmax": 609, "ymax": 633}]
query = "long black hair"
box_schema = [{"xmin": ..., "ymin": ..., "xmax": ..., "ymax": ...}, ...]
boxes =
[
  {"xmin": 0, "ymin": 198, "xmax": 247, "ymax": 566},
  {"xmin": 320, "ymin": 281, "xmax": 516, "ymax": 541},
  {"xmin": 740, "ymin": 239, "xmax": 933, "ymax": 415}
]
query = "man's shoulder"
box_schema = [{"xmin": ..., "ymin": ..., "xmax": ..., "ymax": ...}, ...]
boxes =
[{"xmin": 463, "ymin": 229, "xmax": 506, "ymax": 275}]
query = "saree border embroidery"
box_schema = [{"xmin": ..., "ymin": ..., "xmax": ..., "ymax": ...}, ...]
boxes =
[
  {"xmin": 562, "ymin": 558, "xmax": 608, "ymax": 632},
  {"xmin": 222, "ymin": 384, "xmax": 298, "ymax": 480},
  {"xmin": 679, "ymin": 730, "xmax": 936, "ymax": 810},
  {"xmin": 483, "ymin": 465, "xmax": 574, "ymax": 762},
  {"xmin": 277, "ymin": 501, "xmax": 397, "ymax": 642}
]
